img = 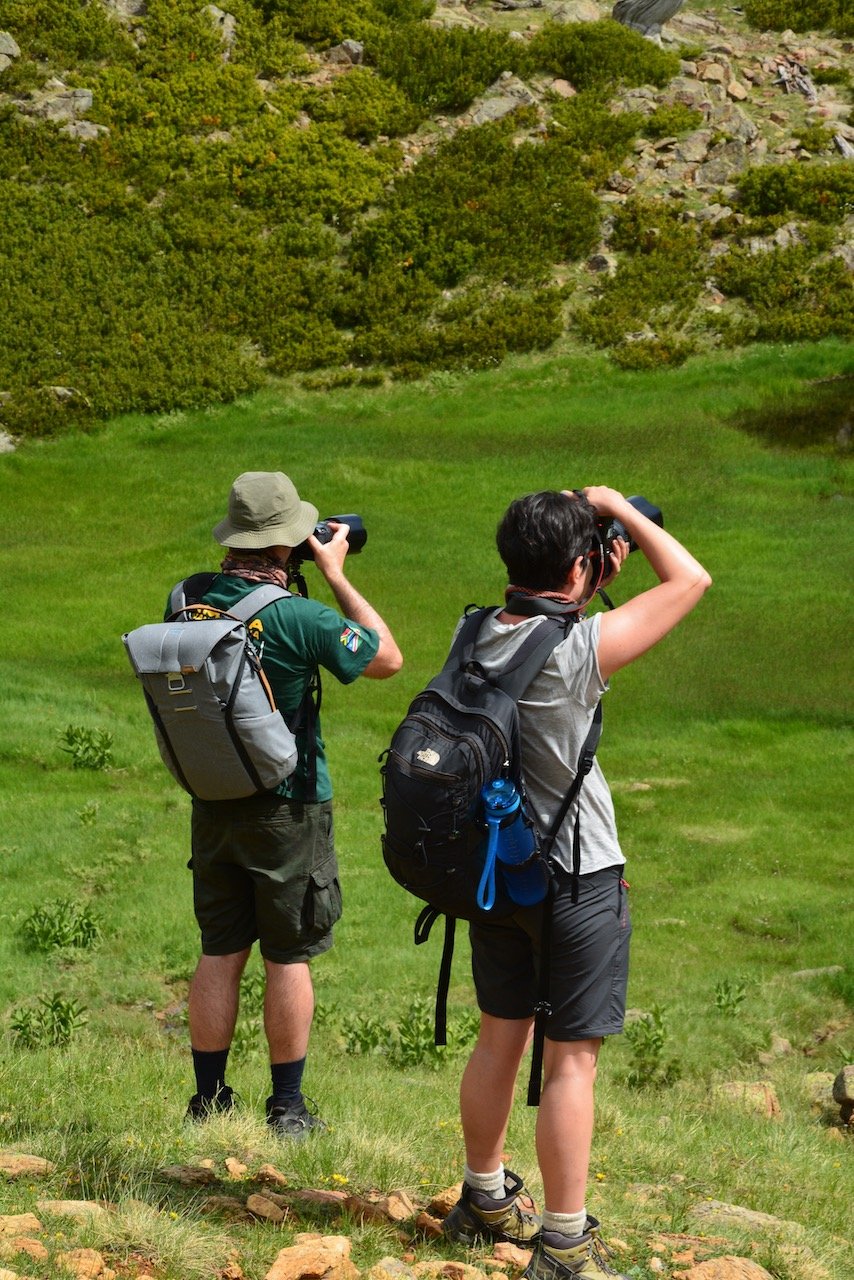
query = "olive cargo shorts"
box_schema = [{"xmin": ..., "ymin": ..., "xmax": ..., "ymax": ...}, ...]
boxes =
[{"xmin": 190, "ymin": 794, "xmax": 341, "ymax": 963}]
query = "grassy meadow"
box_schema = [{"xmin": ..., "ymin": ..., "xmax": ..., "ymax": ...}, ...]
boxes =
[{"xmin": 0, "ymin": 340, "xmax": 852, "ymax": 1280}]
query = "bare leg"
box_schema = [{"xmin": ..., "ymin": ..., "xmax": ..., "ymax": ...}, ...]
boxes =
[
  {"xmin": 536, "ymin": 1037, "xmax": 601, "ymax": 1213},
  {"xmin": 188, "ymin": 949, "xmax": 250, "ymax": 1050},
  {"xmin": 263, "ymin": 958, "xmax": 315, "ymax": 1063},
  {"xmin": 460, "ymin": 1012, "xmax": 533, "ymax": 1170}
]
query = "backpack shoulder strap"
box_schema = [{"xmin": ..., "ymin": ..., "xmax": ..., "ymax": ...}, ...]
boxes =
[
  {"xmin": 169, "ymin": 577, "xmax": 291, "ymax": 621},
  {"xmin": 227, "ymin": 583, "xmax": 292, "ymax": 622}
]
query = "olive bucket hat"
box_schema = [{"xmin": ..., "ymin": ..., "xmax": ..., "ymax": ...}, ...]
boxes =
[{"xmin": 213, "ymin": 471, "xmax": 319, "ymax": 550}]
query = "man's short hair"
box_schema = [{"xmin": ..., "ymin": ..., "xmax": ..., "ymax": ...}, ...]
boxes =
[{"xmin": 496, "ymin": 490, "xmax": 598, "ymax": 592}]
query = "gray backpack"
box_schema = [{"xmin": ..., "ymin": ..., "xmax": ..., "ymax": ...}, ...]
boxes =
[{"xmin": 123, "ymin": 580, "xmax": 298, "ymax": 801}]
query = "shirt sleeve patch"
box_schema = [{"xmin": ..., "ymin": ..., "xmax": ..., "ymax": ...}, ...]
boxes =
[{"xmin": 340, "ymin": 625, "xmax": 364, "ymax": 653}]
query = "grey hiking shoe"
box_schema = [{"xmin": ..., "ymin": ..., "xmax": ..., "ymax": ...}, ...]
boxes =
[
  {"xmin": 524, "ymin": 1219, "xmax": 629, "ymax": 1280},
  {"xmin": 443, "ymin": 1170, "xmax": 540, "ymax": 1246},
  {"xmin": 265, "ymin": 1095, "xmax": 327, "ymax": 1139},
  {"xmin": 185, "ymin": 1085, "xmax": 235, "ymax": 1122}
]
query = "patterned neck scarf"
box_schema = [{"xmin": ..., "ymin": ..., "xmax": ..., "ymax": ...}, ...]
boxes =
[{"xmin": 221, "ymin": 552, "xmax": 290, "ymax": 590}]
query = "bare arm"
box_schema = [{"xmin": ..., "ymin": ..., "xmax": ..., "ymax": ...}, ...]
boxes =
[
  {"xmin": 582, "ymin": 486, "xmax": 712, "ymax": 680},
  {"xmin": 307, "ymin": 523, "xmax": 403, "ymax": 679}
]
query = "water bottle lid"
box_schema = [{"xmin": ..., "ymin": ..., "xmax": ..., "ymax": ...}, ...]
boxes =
[{"xmin": 482, "ymin": 779, "xmax": 518, "ymax": 812}]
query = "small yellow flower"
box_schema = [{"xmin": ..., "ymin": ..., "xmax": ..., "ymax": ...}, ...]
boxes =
[
  {"xmin": 169, "ymin": 1211, "xmax": 178, "ymax": 1220},
  {"xmin": 331, "ymin": 1173, "xmax": 349, "ymax": 1186}
]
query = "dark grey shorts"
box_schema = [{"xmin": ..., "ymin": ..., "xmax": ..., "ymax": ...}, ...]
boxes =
[
  {"xmin": 469, "ymin": 864, "xmax": 631, "ymax": 1041},
  {"xmin": 190, "ymin": 795, "xmax": 341, "ymax": 964}
]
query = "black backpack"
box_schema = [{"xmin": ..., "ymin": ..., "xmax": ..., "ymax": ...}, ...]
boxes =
[{"xmin": 379, "ymin": 605, "xmax": 602, "ymax": 1101}]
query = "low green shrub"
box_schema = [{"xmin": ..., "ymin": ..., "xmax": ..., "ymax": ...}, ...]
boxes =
[
  {"xmin": 609, "ymin": 335, "xmax": 695, "ymax": 370},
  {"xmin": 303, "ymin": 67, "xmax": 420, "ymax": 140},
  {"xmin": 548, "ymin": 92, "xmax": 643, "ymax": 184},
  {"xmin": 737, "ymin": 162, "xmax": 854, "ymax": 223},
  {"xmin": 714, "ymin": 246, "xmax": 854, "ymax": 342},
  {"xmin": 796, "ymin": 123, "xmax": 835, "ymax": 153},
  {"xmin": 523, "ymin": 19, "xmax": 680, "ymax": 92},
  {"xmin": 643, "ymin": 102, "xmax": 704, "ymax": 140},
  {"xmin": 370, "ymin": 23, "xmax": 518, "ymax": 113},
  {"xmin": 59, "ymin": 725, "xmax": 114, "ymax": 771},
  {"xmin": 348, "ymin": 117, "xmax": 600, "ymax": 289},
  {"xmin": 0, "ymin": 0, "xmax": 136, "ymax": 66},
  {"xmin": 743, "ymin": 0, "xmax": 854, "ymax": 37},
  {"xmin": 624, "ymin": 1004, "xmax": 683, "ymax": 1089},
  {"xmin": 576, "ymin": 198, "xmax": 704, "ymax": 361}
]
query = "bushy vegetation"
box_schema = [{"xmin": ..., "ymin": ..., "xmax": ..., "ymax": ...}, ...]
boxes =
[
  {"xmin": 575, "ymin": 198, "xmax": 707, "ymax": 367},
  {"xmin": 744, "ymin": 0, "xmax": 854, "ymax": 37},
  {"xmin": 714, "ymin": 246, "xmax": 854, "ymax": 343},
  {"xmin": 0, "ymin": 1, "xmax": 850, "ymax": 434}
]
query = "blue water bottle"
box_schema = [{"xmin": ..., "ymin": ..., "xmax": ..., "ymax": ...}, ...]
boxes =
[{"xmin": 477, "ymin": 779, "xmax": 549, "ymax": 910}]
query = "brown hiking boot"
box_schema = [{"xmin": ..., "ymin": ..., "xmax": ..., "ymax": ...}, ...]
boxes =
[
  {"xmin": 442, "ymin": 1170, "xmax": 540, "ymax": 1246},
  {"xmin": 524, "ymin": 1219, "xmax": 629, "ymax": 1280}
]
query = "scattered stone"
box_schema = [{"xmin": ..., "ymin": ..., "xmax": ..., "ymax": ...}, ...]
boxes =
[
  {"xmin": 0, "ymin": 1155, "xmax": 55, "ymax": 1179},
  {"xmin": 247, "ymin": 1193, "xmax": 289, "ymax": 1224},
  {"xmin": 198, "ymin": 1195, "xmax": 253, "ymax": 1223},
  {"xmin": 158, "ymin": 1165, "xmax": 218, "ymax": 1186},
  {"xmin": 832, "ymin": 1063, "xmax": 854, "ymax": 1122},
  {"xmin": 672, "ymin": 1261, "xmax": 773, "ymax": 1280},
  {"xmin": 368, "ymin": 1259, "xmax": 418, "ymax": 1280},
  {"xmin": 491, "ymin": 1243, "xmax": 531, "ymax": 1269},
  {"xmin": 225, "ymin": 1157, "xmax": 248, "ymax": 1179},
  {"xmin": 327, "ymin": 40, "xmax": 364, "ymax": 66},
  {"xmin": 412, "ymin": 1264, "xmax": 490, "ymax": 1280},
  {"xmin": 0, "ymin": 1239, "xmax": 48, "ymax": 1262},
  {"xmin": 726, "ymin": 80, "xmax": 748, "ymax": 101},
  {"xmin": 35, "ymin": 1201, "xmax": 110, "ymax": 1223},
  {"xmin": 0, "ymin": 31, "xmax": 21, "ymax": 58},
  {"xmin": 257, "ymin": 1164, "xmax": 289, "ymax": 1187},
  {"xmin": 550, "ymin": 79, "xmax": 576, "ymax": 99},
  {"xmin": 204, "ymin": 5, "xmax": 238, "ymax": 60},
  {"xmin": 287, "ymin": 1188, "xmax": 350, "ymax": 1209},
  {"xmin": 0, "ymin": 1216, "xmax": 41, "ymax": 1238},
  {"xmin": 713, "ymin": 1081, "xmax": 782, "ymax": 1119},
  {"xmin": 698, "ymin": 63, "xmax": 727, "ymax": 84},
  {"xmin": 265, "ymin": 1233, "xmax": 359, "ymax": 1280},
  {"xmin": 414, "ymin": 1212, "xmax": 444, "ymax": 1239},
  {"xmin": 55, "ymin": 1247, "xmax": 112, "ymax": 1278},
  {"xmin": 553, "ymin": 2, "xmax": 601, "ymax": 23},
  {"xmin": 587, "ymin": 251, "xmax": 618, "ymax": 274},
  {"xmin": 0, "ymin": 1269, "xmax": 19, "ymax": 1280},
  {"xmin": 428, "ymin": 1184, "xmax": 462, "ymax": 1218},
  {"xmin": 675, "ymin": 130, "xmax": 712, "ymax": 163},
  {"xmin": 689, "ymin": 1201, "xmax": 804, "ymax": 1240}
]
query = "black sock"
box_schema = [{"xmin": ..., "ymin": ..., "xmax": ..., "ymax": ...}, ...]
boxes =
[
  {"xmin": 192, "ymin": 1047, "xmax": 230, "ymax": 1099},
  {"xmin": 270, "ymin": 1057, "xmax": 306, "ymax": 1109}
]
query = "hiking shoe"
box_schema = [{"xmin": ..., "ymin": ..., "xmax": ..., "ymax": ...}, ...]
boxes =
[
  {"xmin": 524, "ymin": 1219, "xmax": 629, "ymax": 1280},
  {"xmin": 443, "ymin": 1170, "xmax": 540, "ymax": 1246},
  {"xmin": 185, "ymin": 1085, "xmax": 235, "ymax": 1122},
  {"xmin": 265, "ymin": 1095, "xmax": 327, "ymax": 1139}
]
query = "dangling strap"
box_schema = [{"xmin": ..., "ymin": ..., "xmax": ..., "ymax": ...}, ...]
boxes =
[
  {"xmin": 526, "ymin": 702, "xmax": 602, "ymax": 1106},
  {"xmin": 414, "ymin": 905, "xmax": 455, "ymax": 1047}
]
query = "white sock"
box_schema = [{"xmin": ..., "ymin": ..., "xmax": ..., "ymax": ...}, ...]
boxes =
[
  {"xmin": 542, "ymin": 1208, "xmax": 587, "ymax": 1240},
  {"xmin": 464, "ymin": 1163, "xmax": 506, "ymax": 1199}
]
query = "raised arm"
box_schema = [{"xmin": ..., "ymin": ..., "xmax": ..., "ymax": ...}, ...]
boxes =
[
  {"xmin": 307, "ymin": 522, "xmax": 403, "ymax": 679},
  {"xmin": 583, "ymin": 486, "xmax": 712, "ymax": 680}
]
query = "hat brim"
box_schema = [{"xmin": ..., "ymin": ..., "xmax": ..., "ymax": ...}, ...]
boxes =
[{"xmin": 213, "ymin": 500, "xmax": 319, "ymax": 550}]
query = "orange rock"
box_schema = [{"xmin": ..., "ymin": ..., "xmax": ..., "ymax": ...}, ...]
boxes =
[
  {"xmin": 0, "ymin": 1154, "xmax": 55, "ymax": 1179},
  {"xmin": 55, "ymin": 1246, "xmax": 108, "ymax": 1277},
  {"xmin": 226, "ymin": 1158, "xmax": 248, "ymax": 1180},
  {"xmin": 265, "ymin": 1234, "xmax": 358, "ymax": 1280},
  {"xmin": 414, "ymin": 1211, "xmax": 443, "ymax": 1239},
  {"xmin": 257, "ymin": 1164, "xmax": 289, "ymax": 1187},
  {"xmin": 674, "ymin": 1260, "xmax": 773, "ymax": 1280},
  {"xmin": 0, "ymin": 1215, "xmax": 42, "ymax": 1238},
  {"xmin": 247, "ymin": 1193, "xmax": 288, "ymax": 1225},
  {"xmin": 428, "ymin": 1184, "xmax": 463, "ymax": 1218},
  {"xmin": 491, "ymin": 1243, "xmax": 531, "ymax": 1271}
]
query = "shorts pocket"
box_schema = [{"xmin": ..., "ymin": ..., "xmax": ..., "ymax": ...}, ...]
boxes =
[{"xmin": 302, "ymin": 857, "xmax": 342, "ymax": 937}]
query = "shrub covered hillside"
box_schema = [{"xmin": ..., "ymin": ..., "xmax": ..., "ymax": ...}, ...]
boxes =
[{"xmin": 0, "ymin": 0, "xmax": 852, "ymax": 435}]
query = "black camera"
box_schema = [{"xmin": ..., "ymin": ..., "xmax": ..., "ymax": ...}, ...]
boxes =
[
  {"xmin": 596, "ymin": 495, "xmax": 663, "ymax": 558},
  {"xmin": 293, "ymin": 514, "xmax": 367, "ymax": 563}
]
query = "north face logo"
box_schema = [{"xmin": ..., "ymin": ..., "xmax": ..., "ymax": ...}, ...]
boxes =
[{"xmin": 416, "ymin": 748, "xmax": 441, "ymax": 767}]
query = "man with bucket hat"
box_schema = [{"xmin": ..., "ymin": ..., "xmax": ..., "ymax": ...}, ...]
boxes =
[{"xmin": 180, "ymin": 471, "xmax": 402, "ymax": 1135}]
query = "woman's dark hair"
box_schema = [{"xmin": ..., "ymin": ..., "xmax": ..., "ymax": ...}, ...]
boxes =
[{"xmin": 496, "ymin": 491, "xmax": 597, "ymax": 592}]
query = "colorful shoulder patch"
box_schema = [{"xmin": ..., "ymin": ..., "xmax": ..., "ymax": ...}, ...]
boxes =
[{"xmin": 339, "ymin": 624, "xmax": 364, "ymax": 653}]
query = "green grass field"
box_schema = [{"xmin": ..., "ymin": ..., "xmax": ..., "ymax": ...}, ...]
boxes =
[{"xmin": 0, "ymin": 341, "xmax": 852, "ymax": 1280}]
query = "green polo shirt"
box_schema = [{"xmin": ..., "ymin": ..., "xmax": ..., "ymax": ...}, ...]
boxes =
[{"xmin": 168, "ymin": 574, "xmax": 379, "ymax": 802}]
